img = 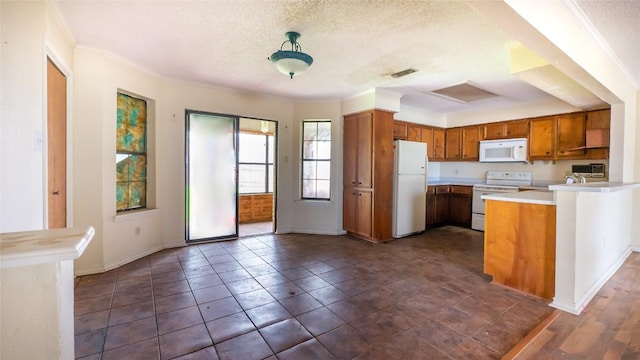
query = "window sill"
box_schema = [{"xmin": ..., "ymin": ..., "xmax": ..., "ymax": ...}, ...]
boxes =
[{"xmin": 114, "ymin": 208, "xmax": 160, "ymax": 222}]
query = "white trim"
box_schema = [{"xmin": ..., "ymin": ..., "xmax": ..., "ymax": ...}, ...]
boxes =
[
  {"xmin": 561, "ymin": 0, "xmax": 640, "ymax": 89},
  {"xmin": 550, "ymin": 246, "xmax": 631, "ymax": 315},
  {"xmin": 114, "ymin": 208, "xmax": 160, "ymax": 222},
  {"xmin": 288, "ymin": 228, "xmax": 347, "ymax": 236}
]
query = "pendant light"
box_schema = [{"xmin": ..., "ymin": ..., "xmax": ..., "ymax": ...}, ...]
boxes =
[{"xmin": 269, "ymin": 31, "xmax": 313, "ymax": 79}]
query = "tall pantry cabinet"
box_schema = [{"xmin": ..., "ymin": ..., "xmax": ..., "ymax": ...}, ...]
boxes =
[{"xmin": 343, "ymin": 110, "xmax": 394, "ymax": 243}]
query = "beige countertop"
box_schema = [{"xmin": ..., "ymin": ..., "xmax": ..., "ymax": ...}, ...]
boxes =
[
  {"xmin": 481, "ymin": 190, "xmax": 555, "ymax": 205},
  {"xmin": 0, "ymin": 226, "xmax": 95, "ymax": 269},
  {"xmin": 549, "ymin": 181, "xmax": 640, "ymax": 192}
]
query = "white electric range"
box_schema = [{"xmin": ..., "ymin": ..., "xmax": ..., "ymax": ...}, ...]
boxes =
[{"xmin": 471, "ymin": 171, "xmax": 532, "ymax": 231}]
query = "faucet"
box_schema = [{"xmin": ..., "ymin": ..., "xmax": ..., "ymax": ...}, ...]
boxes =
[{"xmin": 565, "ymin": 173, "xmax": 586, "ymax": 184}]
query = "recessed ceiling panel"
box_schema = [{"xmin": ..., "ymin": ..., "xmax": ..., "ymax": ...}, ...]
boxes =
[{"xmin": 430, "ymin": 83, "xmax": 499, "ymax": 103}]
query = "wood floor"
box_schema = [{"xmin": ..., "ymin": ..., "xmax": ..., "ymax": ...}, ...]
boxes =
[{"xmin": 509, "ymin": 252, "xmax": 640, "ymax": 359}]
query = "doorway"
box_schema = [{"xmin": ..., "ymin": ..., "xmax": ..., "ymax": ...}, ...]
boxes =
[
  {"xmin": 47, "ymin": 58, "xmax": 67, "ymax": 229},
  {"xmin": 185, "ymin": 112, "xmax": 276, "ymax": 242}
]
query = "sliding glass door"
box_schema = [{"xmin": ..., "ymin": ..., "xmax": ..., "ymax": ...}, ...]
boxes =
[{"xmin": 186, "ymin": 111, "xmax": 238, "ymax": 242}]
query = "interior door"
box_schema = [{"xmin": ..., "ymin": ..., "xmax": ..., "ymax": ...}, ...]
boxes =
[
  {"xmin": 47, "ymin": 58, "xmax": 67, "ymax": 228},
  {"xmin": 186, "ymin": 111, "xmax": 238, "ymax": 241}
]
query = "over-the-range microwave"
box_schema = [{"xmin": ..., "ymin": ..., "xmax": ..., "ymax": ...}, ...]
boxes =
[{"xmin": 479, "ymin": 138, "xmax": 528, "ymax": 163}]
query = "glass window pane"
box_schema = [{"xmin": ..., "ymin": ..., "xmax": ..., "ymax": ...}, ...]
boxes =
[
  {"xmin": 302, "ymin": 140, "xmax": 316, "ymax": 159},
  {"xmin": 302, "ymin": 161, "xmax": 316, "ymax": 179},
  {"xmin": 316, "ymin": 141, "xmax": 331, "ymax": 159},
  {"xmin": 239, "ymin": 133, "xmax": 266, "ymax": 163},
  {"xmin": 316, "ymin": 161, "xmax": 330, "ymax": 180},
  {"xmin": 268, "ymin": 164, "xmax": 275, "ymax": 193},
  {"xmin": 267, "ymin": 135, "xmax": 275, "ymax": 163},
  {"xmin": 116, "ymin": 93, "xmax": 146, "ymax": 153},
  {"xmin": 316, "ymin": 180, "xmax": 330, "ymax": 199},
  {"xmin": 303, "ymin": 122, "xmax": 317, "ymax": 140},
  {"xmin": 239, "ymin": 164, "xmax": 266, "ymax": 193},
  {"xmin": 302, "ymin": 180, "xmax": 316, "ymax": 198},
  {"xmin": 317, "ymin": 122, "xmax": 331, "ymax": 140}
]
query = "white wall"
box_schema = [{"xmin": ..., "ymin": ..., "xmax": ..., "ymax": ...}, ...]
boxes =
[{"xmin": 290, "ymin": 101, "xmax": 345, "ymax": 235}]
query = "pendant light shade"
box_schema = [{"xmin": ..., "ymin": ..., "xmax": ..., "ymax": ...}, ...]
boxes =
[{"xmin": 269, "ymin": 32, "xmax": 313, "ymax": 79}]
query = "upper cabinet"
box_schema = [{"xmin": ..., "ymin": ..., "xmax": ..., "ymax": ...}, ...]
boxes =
[
  {"xmin": 445, "ymin": 128, "xmax": 462, "ymax": 160},
  {"xmin": 461, "ymin": 125, "xmax": 481, "ymax": 161},
  {"xmin": 556, "ymin": 112, "xmax": 586, "ymax": 159},
  {"xmin": 391, "ymin": 108, "xmax": 609, "ymax": 163}
]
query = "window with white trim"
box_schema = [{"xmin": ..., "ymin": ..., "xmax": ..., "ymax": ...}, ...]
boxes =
[{"xmin": 301, "ymin": 120, "xmax": 331, "ymax": 200}]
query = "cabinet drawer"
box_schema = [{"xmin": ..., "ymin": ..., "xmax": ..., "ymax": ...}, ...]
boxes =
[
  {"xmin": 449, "ymin": 185, "xmax": 472, "ymax": 195},
  {"xmin": 435, "ymin": 185, "xmax": 450, "ymax": 194},
  {"xmin": 426, "ymin": 186, "xmax": 436, "ymax": 195}
]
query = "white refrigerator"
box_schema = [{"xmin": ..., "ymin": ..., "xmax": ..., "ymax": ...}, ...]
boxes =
[{"xmin": 392, "ymin": 140, "xmax": 428, "ymax": 238}]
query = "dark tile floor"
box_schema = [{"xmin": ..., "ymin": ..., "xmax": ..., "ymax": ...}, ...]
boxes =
[{"xmin": 74, "ymin": 226, "xmax": 553, "ymax": 359}]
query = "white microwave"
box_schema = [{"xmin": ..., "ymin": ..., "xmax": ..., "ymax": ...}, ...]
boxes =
[{"xmin": 479, "ymin": 138, "xmax": 528, "ymax": 163}]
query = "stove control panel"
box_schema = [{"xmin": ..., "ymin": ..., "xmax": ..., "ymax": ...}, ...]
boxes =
[{"xmin": 485, "ymin": 171, "xmax": 532, "ymax": 181}]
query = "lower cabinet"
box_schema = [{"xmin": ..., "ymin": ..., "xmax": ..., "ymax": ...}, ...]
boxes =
[
  {"xmin": 426, "ymin": 185, "xmax": 472, "ymax": 228},
  {"xmin": 343, "ymin": 189, "xmax": 373, "ymax": 239}
]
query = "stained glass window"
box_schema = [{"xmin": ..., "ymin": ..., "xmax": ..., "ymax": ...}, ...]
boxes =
[{"xmin": 116, "ymin": 92, "xmax": 147, "ymax": 211}]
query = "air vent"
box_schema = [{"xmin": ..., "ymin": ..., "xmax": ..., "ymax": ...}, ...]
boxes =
[
  {"xmin": 430, "ymin": 82, "xmax": 499, "ymax": 103},
  {"xmin": 390, "ymin": 68, "xmax": 417, "ymax": 78}
]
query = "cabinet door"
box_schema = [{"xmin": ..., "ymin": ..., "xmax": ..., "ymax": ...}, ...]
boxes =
[
  {"xmin": 434, "ymin": 193, "xmax": 449, "ymax": 224},
  {"xmin": 585, "ymin": 109, "xmax": 610, "ymax": 160},
  {"xmin": 343, "ymin": 114, "xmax": 358, "ymax": 186},
  {"xmin": 393, "ymin": 121, "xmax": 407, "ymax": 140},
  {"xmin": 356, "ymin": 112, "xmax": 373, "ymax": 188},
  {"xmin": 355, "ymin": 190, "xmax": 373, "ymax": 239},
  {"xmin": 421, "ymin": 127, "xmax": 434, "ymax": 159},
  {"xmin": 432, "ymin": 128, "xmax": 445, "ymax": 161},
  {"xmin": 506, "ymin": 119, "xmax": 530, "ymax": 138},
  {"xmin": 448, "ymin": 194, "xmax": 472, "ymax": 227},
  {"xmin": 461, "ymin": 126, "xmax": 481, "ymax": 161},
  {"xmin": 343, "ymin": 189, "xmax": 357, "ymax": 233},
  {"xmin": 426, "ymin": 188, "xmax": 436, "ymax": 226},
  {"xmin": 483, "ymin": 123, "xmax": 505, "ymax": 139},
  {"xmin": 445, "ymin": 128, "xmax": 462, "ymax": 160},
  {"xmin": 557, "ymin": 113, "xmax": 586, "ymax": 159},
  {"xmin": 407, "ymin": 125, "xmax": 422, "ymax": 142},
  {"xmin": 529, "ymin": 116, "xmax": 556, "ymax": 160}
]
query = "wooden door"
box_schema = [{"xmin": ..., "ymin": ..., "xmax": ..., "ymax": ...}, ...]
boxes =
[
  {"xmin": 529, "ymin": 116, "xmax": 556, "ymax": 160},
  {"xmin": 556, "ymin": 113, "xmax": 586, "ymax": 159},
  {"xmin": 47, "ymin": 59, "xmax": 67, "ymax": 229},
  {"xmin": 483, "ymin": 123, "xmax": 505, "ymax": 139},
  {"xmin": 355, "ymin": 112, "xmax": 373, "ymax": 189},
  {"xmin": 393, "ymin": 121, "xmax": 407, "ymax": 140},
  {"xmin": 343, "ymin": 189, "xmax": 357, "ymax": 234},
  {"xmin": 461, "ymin": 126, "xmax": 481, "ymax": 161}
]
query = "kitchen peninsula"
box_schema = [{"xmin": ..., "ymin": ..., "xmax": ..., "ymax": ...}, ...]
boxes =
[{"xmin": 482, "ymin": 190, "xmax": 556, "ymax": 299}]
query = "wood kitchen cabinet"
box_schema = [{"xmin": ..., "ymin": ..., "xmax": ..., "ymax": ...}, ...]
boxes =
[
  {"xmin": 445, "ymin": 128, "xmax": 462, "ymax": 160},
  {"xmin": 393, "ymin": 121, "xmax": 407, "ymax": 140},
  {"xmin": 483, "ymin": 122, "xmax": 506, "ymax": 140},
  {"xmin": 585, "ymin": 109, "xmax": 610, "ymax": 159},
  {"xmin": 461, "ymin": 126, "xmax": 481, "ymax": 161},
  {"xmin": 505, "ymin": 119, "xmax": 530, "ymax": 138},
  {"xmin": 420, "ymin": 127, "xmax": 434, "ymax": 159},
  {"xmin": 432, "ymin": 128, "xmax": 446, "ymax": 161},
  {"xmin": 448, "ymin": 185, "xmax": 472, "ymax": 227},
  {"xmin": 343, "ymin": 110, "xmax": 394, "ymax": 243},
  {"xmin": 529, "ymin": 116, "xmax": 556, "ymax": 160},
  {"xmin": 426, "ymin": 185, "xmax": 472, "ymax": 228},
  {"xmin": 556, "ymin": 112, "xmax": 586, "ymax": 159},
  {"xmin": 407, "ymin": 124, "xmax": 422, "ymax": 142}
]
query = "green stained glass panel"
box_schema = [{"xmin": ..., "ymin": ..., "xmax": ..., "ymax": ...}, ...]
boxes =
[{"xmin": 117, "ymin": 93, "xmax": 147, "ymax": 153}]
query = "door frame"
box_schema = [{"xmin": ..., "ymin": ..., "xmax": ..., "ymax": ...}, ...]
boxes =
[{"xmin": 45, "ymin": 47, "xmax": 73, "ymax": 228}]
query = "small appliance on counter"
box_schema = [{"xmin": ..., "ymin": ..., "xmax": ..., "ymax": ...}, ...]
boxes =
[{"xmin": 570, "ymin": 163, "xmax": 606, "ymax": 182}]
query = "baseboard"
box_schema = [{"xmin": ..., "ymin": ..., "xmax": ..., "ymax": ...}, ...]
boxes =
[
  {"xmin": 502, "ymin": 309, "xmax": 561, "ymax": 359},
  {"xmin": 288, "ymin": 228, "xmax": 347, "ymax": 236},
  {"xmin": 551, "ymin": 246, "xmax": 631, "ymax": 315},
  {"xmin": 74, "ymin": 242, "xmax": 186, "ymax": 276},
  {"xmin": 631, "ymin": 245, "xmax": 640, "ymax": 252}
]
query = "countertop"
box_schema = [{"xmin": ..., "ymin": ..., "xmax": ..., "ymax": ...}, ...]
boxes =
[
  {"xmin": 548, "ymin": 181, "xmax": 640, "ymax": 192},
  {"xmin": 0, "ymin": 226, "xmax": 95, "ymax": 269},
  {"xmin": 481, "ymin": 190, "xmax": 555, "ymax": 205}
]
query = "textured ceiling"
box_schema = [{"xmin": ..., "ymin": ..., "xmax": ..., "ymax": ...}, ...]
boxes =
[{"xmin": 52, "ymin": 0, "xmax": 638, "ymax": 115}]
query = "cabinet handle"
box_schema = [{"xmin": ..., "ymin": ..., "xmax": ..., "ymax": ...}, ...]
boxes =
[
  {"xmin": 53, "ymin": 191, "xmax": 60, "ymax": 196},
  {"xmin": 358, "ymin": 182, "xmax": 362, "ymax": 185},
  {"xmin": 358, "ymin": 193, "xmax": 362, "ymax": 196}
]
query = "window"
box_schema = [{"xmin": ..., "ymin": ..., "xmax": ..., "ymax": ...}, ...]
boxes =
[
  {"xmin": 116, "ymin": 92, "xmax": 147, "ymax": 211},
  {"xmin": 301, "ymin": 121, "xmax": 331, "ymax": 200},
  {"xmin": 238, "ymin": 132, "xmax": 274, "ymax": 194}
]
